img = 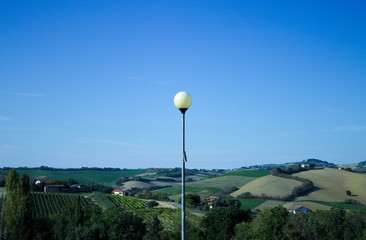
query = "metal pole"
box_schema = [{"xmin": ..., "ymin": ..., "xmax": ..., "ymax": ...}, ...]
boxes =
[{"xmin": 181, "ymin": 112, "xmax": 186, "ymax": 240}]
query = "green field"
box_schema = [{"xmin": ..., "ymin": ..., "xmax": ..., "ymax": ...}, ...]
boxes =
[
  {"xmin": 221, "ymin": 170, "xmax": 271, "ymax": 178},
  {"xmin": 306, "ymin": 200, "xmax": 366, "ymax": 211},
  {"xmin": 140, "ymin": 171, "xmax": 181, "ymax": 178},
  {"xmin": 0, "ymin": 169, "xmax": 147, "ymax": 185},
  {"xmin": 239, "ymin": 199, "xmax": 266, "ymax": 209},
  {"xmin": 106, "ymin": 195, "xmax": 180, "ymax": 228},
  {"xmin": 154, "ymin": 174, "xmax": 254, "ymax": 196},
  {"xmin": 156, "ymin": 186, "xmax": 222, "ymax": 195}
]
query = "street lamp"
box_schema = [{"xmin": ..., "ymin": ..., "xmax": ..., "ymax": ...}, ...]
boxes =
[{"xmin": 174, "ymin": 91, "xmax": 192, "ymax": 240}]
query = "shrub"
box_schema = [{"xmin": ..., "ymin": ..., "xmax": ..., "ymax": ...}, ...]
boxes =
[
  {"xmin": 237, "ymin": 192, "xmax": 252, "ymax": 199},
  {"xmin": 147, "ymin": 201, "xmax": 159, "ymax": 208}
]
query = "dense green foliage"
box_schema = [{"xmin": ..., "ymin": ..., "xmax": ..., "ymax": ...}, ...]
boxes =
[
  {"xmin": 201, "ymin": 206, "xmax": 251, "ymax": 240},
  {"xmin": 233, "ymin": 206, "xmax": 366, "ymax": 240},
  {"xmin": 0, "ymin": 194, "xmax": 6, "ymax": 239},
  {"xmin": 42, "ymin": 201, "xmax": 147, "ymax": 240},
  {"xmin": 5, "ymin": 169, "xmax": 33, "ymax": 240}
]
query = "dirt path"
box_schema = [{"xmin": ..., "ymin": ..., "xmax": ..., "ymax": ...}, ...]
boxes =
[{"xmin": 156, "ymin": 201, "xmax": 178, "ymax": 209}]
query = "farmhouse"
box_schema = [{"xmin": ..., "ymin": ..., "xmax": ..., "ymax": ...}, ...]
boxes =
[
  {"xmin": 288, "ymin": 204, "xmax": 311, "ymax": 214},
  {"xmin": 112, "ymin": 189, "xmax": 131, "ymax": 196},
  {"xmin": 206, "ymin": 196, "xmax": 219, "ymax": 207},
  {"xmin": 35, "ymin": 179, "xmax": 55, "ymax": 185}
]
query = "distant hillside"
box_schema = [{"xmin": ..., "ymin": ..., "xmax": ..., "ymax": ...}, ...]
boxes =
[
  {"xmin": 243, "ymin": 158, "xmax": 337, "ymax": 170},
  {"xmin": 297, "ymin": 159, "xmax": 337, "ymax": 168},
  {"xmin": 0, "ymin": 169, "xmax": 147, "ymax": 185},
  {"xmin": 230, "ymin": 175, "xmax": 302, "ymax": 199},
  {"xmin": 294, "ymin": 168, "xmax": 366, "ymax": 205}
]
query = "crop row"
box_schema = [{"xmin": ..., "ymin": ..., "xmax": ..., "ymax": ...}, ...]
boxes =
[
  {"xmin": 108, "ymin": 195, "xmax": 147, "ymax": 209},
  {"xmin": 31, "ymin": 192, "xmax": 89, "ymax": 217}
]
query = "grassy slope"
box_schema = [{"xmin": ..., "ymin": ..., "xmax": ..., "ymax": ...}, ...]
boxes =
[
  {"xmin": 222, "ymin": 169, "xmax": 271, "ymax": 178},
  {"xmin": 1, "ymin": 169, "xmax": 147, "ymax": 185},
  {"xmin": 230, "ymin": 175, "xmax": 302, "ymax": 198},
  {"xmin": 155, "ymin": 175, "xmax": 255, "ymax": 195},
  {"xmin": 239, "ymin": 199, "xmax": 266, "ymax": 209},
  {"xmin": 294, "ymin": 168, "xmax": 366, "ymax": 205}
]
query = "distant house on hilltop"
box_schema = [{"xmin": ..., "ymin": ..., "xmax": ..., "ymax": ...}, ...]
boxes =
[
  {"xmin": 301, "ymin": 164, "xmax": 311, "ymax": 168},
  {"xmin": 112, "ymin": 189, "xmax": 131, "ymax": 196}
]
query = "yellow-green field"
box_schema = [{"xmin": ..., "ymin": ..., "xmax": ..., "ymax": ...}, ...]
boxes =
[
  {"xmin": 230, "ymin": 175, "xmax": 302, "ymax": 198},
  {"xmin": 156, "ymin": 175, "xmax": 255, "ymax": 202},
  {"xmin": 294, "ymin": 168, "xmax": 366, "ymax": 205}
]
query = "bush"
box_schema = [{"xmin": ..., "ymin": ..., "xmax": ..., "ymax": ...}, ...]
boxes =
[
  {"xmin": 147, "ymin": 201, "xmax": 159, "ymax": 208},
  {"xmin": 201, "ymin": 207, "xmax": 250, "ymax": 240},
  {"xmin": 237, "ymin": 192, "xmax": 252, "ymax": 199}
]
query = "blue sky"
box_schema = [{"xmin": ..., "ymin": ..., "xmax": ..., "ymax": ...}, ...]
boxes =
[{"xmin": 1, "ymin": 1, "xmax": 365, "ymax": 169}]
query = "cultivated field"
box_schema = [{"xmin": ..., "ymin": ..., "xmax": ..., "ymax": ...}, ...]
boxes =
[
  {"xmin": 282, "ymin": 201, "xmax": 331, "ymax": 211},
  {"xmin": 190, "ymin": 175, "xmax": 255, "ymax": 190},
  {"xmin": 157, "ymin": 175, "xmax": 255, "ymax": 196},
  {"xmin": 294, "ymin": 168, "xmax": 366, "ymax": 205},
  {"xmin": 0, "ymin": 169, "xmax": 147, "ymax": 185},
  {"xmin": 230, "ymin": 175, "xmax": 302, "ymax": 198},
  {"xmin": 122, "ymin": 179, "xmax": 181, "ymax": 189}
]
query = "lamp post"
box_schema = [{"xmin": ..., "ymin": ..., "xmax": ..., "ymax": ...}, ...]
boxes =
[{"xmin": 174, "ymin": 91, "xmax": 192, "ymax": 240}]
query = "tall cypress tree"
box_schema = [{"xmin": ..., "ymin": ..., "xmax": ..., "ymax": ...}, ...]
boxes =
[{"xmin": 5, "ymin": 169, "xmax": 33, "ymax": 240}]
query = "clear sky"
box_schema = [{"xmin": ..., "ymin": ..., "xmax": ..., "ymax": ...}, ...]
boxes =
[{"xmin": 1, "ymin": 1, "xmax": 365, "ymax": 169}]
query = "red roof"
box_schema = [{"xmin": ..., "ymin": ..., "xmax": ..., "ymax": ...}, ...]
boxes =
[
  {"xmin": 113, "ymin": 189, "xmax": 129, "ymax": 192},
  {"xmin": 41, "ymin": 179, "xmax": 55, "ymax": 183}
]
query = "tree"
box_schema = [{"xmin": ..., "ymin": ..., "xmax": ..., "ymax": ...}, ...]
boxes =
[
  {"xmin": 232, "ymin": 221, "xmax": 253, "ymax": 240},
  {"xmin": 304, "ymin": 208, "xmax": 346, "ymax": 240},
  {"xmin": 346, "ymin": 190, "xmax": 352, "ymax": 196},
  {"xmin": 147, "ymin": 200, "xmax": 159, "ymax": 208},
  {"xmin": 220, "ymin": 197, "xmax": 241, "ymax": 208},
  {"xmin": 143, "ymin": 215, "xmax": 163, "ymax": 240},
  {"xmin": 51, "ymin": 203, "xmax": 106, "ymax": 240},
  {"xmin": 102, "ymin": 208, "xmax": 146, "ymax": 240},
  {"xmin": 201, "ymin": 206, "xmax": 250, "ymax": 240},
  {"xmin": 250, "ymin": 206, "xmax": 289, "ymax": 240},
  {"xmin": 186, "ymin": 194, "xmax": 201, "ymax": 208},
  {"xmin": 5, "ymin": 169, "xmax": 33, "ymax": 240}
]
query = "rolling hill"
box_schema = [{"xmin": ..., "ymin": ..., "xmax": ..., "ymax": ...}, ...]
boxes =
[
  {"xmin": 230, "ymin": 175, "xmax": 302, "ymax": 198},
  {"xmin": 294, "ymin": 168, "xmax": 366, "ymax": 205}
]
